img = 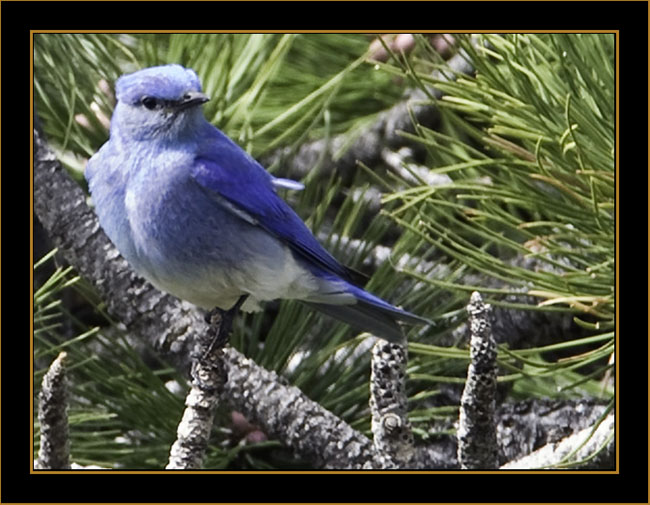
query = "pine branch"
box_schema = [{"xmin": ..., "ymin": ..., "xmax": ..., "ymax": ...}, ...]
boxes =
[
  {"xmin": 329, "ymin": 232, "xmax": 589, "ymax": 350},
  {"xmin": 456, "ymin": 292, "xmax": 498, "ymax": 469},
  {"xmin": 35, "ymin": 352, "xmax": 70, "ymax": 470},
  {"xmin": 496, "ymin": 398, "xmax": 611, "ymax": 467},
  {"xmin": 224, "ymin": 350, "xmax": 381, "ymax": 469},
  {"xmin": 264, "ymin": 50, "xmax": 474, "ymax": 181},
  {"xmin": 501, "ymin": 412, "xmax": 614, "ymax": 470},
  {"xmin": 166, "ymin": 321, "xmax": 229, "ymax": 469},
  {"xmin": 370, "ymin": 341, "xmax": 415, "ymax": 468}
]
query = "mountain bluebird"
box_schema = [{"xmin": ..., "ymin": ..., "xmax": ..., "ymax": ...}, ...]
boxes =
[{"xmin": 86, "ymin": 64, "xmax": 426, "ymax": 343}]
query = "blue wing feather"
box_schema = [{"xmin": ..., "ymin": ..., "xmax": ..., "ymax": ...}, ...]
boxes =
[{"xmin": 191, "ymin": 131, "xmax": 359, "ymax": 283}]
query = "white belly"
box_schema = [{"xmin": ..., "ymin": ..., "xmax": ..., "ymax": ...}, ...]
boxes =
[{"xmin": 146, "ymin": 243, "xmax": 319, "ymax": 312}]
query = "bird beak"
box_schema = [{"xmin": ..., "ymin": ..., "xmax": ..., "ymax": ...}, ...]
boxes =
[{"xmin": 177, "ymin": 91, "xmax": 210, "ymax": 110}]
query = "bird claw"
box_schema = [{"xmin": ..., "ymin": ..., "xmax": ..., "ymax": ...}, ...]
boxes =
[{"xmin": 202, "ymin": 295, "xmax": 248, "ymax": 357}]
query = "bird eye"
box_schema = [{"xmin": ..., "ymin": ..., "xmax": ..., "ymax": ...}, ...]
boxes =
[{"xmin": 141, "ymin": 96, "xmax": 160, "ymax": 110}]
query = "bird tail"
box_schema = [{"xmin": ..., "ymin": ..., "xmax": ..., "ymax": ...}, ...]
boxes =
[{"xmin": 302, "ymin": 283, "xmax": 428, "ymax": 343}]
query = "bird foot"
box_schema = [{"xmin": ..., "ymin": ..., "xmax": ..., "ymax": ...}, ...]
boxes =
[{"xmin": 202, "ymin": 295, "xmax": 248, "ymax": 356}]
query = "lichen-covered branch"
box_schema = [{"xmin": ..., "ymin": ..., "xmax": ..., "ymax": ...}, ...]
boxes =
[
  {"xmin": 501, "ymin": 413, "xmax": 615, "ymax": 470},
  {"xmin": 166, "ymin": 320, "xmax": 229, "ymax": 469},
  {"xmin": 457, "ymin": 292, "xmax": 498, "ymax": 469},
  {"xmin": 224, "ymin": 350, "xmax": 382, "ymax": 469},
  {"xmin": 35, "ymin": 352, "xmax": 70, "ymax": 470},
  {"xmin": 369, "ymin": 340, "xmax": 414, "ymax": 468}
]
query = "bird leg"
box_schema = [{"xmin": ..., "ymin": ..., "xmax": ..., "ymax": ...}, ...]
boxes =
[{"xmin": 203, "ymin": 294, "xmax": 248, "ymax": 354}]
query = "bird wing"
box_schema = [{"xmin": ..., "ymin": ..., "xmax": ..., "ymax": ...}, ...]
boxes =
[{"xmin": 190, "ymin": 134, "xmax": 363, "ymax": 285}]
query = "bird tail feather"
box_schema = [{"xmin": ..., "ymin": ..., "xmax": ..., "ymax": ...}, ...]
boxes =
[
  {"xmin": 302, "ymin": 284, "xmax": 429, "ymax": 343},
  {"xmin": 302, "ymin": 301, "xmax": 404, "ymax": 343}
]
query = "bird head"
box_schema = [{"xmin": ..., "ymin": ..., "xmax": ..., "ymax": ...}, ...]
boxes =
[{"xmin": 111, "ymin": 64, "xmax": 210, "ymax": 142}]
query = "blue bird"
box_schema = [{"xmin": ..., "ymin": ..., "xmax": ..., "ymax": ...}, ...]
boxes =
[{"xmin": 86, "ymin": 64, "xmax": 427, "ymax": 343}]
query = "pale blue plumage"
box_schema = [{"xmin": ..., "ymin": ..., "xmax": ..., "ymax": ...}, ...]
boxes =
[{"xmin": 86, "ymin": 64, "xmax": 426, "ymax": 342}]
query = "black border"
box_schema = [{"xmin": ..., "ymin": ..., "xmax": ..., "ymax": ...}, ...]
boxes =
[{"xmin": 6, "ymin": 0, "xmax": 648, "ymax": 503}]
